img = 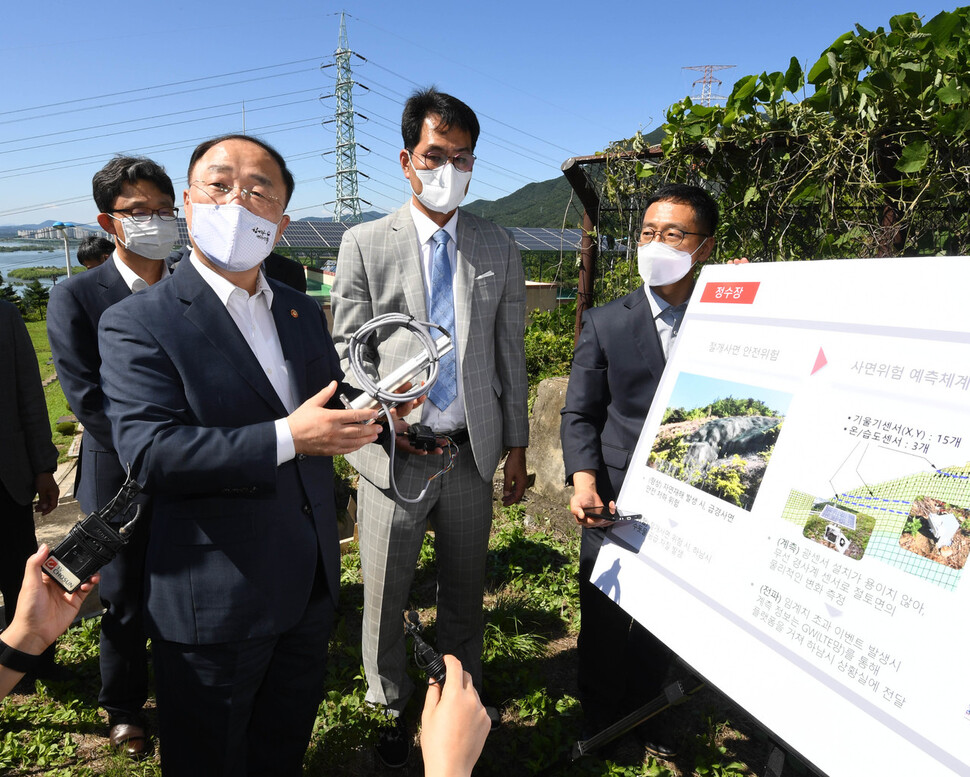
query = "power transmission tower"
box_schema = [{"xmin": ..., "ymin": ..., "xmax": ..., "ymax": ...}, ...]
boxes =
[
  {"xmin": 332, "ymin": 12, "xmax": 362, "ymax": 223},
  {"xmin": 683, "ymin": 65, "xmax": 735, "ymax": 106}
]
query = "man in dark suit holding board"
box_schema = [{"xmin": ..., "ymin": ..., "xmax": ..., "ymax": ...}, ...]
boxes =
[
  {"xmin": 99, "ymin": 134, "xmax": 400, "ymax": 776},
  {"xmin": 561, "ymin": 184, "xmax": 718, "ymax": 759},
  {"xmin": 47, "ymin": 155, "xmax": 178, "ymax": 756}
]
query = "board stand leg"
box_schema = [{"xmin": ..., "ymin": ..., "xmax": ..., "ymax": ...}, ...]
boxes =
[
  {"xmin": 765, "ymin": 745, "xmax": 786, "ymax": 776},
  {"xmin": 570, "ymin": 678, "xmax": 704, "ymax": 761}
]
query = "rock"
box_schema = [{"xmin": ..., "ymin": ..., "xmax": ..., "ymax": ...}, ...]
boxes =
[
  {"xmin": 682, "ymin": 416, "xmax": 781, "ymax": 476},
  {"xmin": 528, "ymin": 376, "xmax": 570, "ymax": 501}
]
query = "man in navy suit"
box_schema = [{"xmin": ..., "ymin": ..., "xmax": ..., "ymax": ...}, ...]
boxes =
[
  {"xmin": 560, "ymin": 184, "xmax": 718, "ymax": 759},
  {"xmin": 0, "ymin": 301, "xmax": 59, "ymax": 673},
  {"xmin": 99, "ymin": 134, "xmax": 400, "ymax": 776},
  {"xmin": 47, "ymin": 155, "xmax": 178, "ymax": 756}
]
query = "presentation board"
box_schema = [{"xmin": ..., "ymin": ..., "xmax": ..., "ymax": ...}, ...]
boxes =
[{"xmin": 591, "ymin": 256, "xmax": 970, "ymax": 777}]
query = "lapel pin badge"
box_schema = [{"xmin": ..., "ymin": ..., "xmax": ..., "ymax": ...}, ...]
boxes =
[{"xmin": 290, "ymin": 309, "xmax": 299, "ymax": 318}]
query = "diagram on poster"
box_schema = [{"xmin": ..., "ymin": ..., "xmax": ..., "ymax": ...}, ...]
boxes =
[{"xmin": 591, "ymin": 257, "xmax": 970, "ymax": 777}]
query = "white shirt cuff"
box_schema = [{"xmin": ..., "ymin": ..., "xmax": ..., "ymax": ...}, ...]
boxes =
[{"xmin": 275, "ymin": 418, "xmax": 296, "ymax": 466}]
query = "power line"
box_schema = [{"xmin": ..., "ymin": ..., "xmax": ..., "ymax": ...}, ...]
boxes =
[
  {"xmin": 1, "ymin": 57, "xmax": 325, "ymax": 118},
  {"xmin": 0, "ymin": 67, "xmax": 319, "ymax": 128},
  {"xmin": 0, "ymin": 88, "xmax": 321, "ymax": 147}
]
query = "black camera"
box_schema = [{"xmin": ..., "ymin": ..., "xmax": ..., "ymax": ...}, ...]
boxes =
[{"xmin": 42, "ymin": 475, "xmax": 144, "ymax": 593}]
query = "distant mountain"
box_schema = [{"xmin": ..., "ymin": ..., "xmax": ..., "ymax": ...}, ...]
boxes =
[
  {"xmin": 0, "ymin": 220, "xmax": 64, "ymax": 237},
  {"xmin": 464, "ymin": 128, "xmax": 666, "ymax": 228},
  {"xmin": 464, "ymin": 176, "xmax": 585, "ymax": 228}
]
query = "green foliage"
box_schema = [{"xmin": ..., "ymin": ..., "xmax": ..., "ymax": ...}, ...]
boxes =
[
  {"xmin": 0, "ymin": 618, "xmax": 105, "ymax": 774},
  {"xmin": 524, "ymin": 302, "xmax": 576, "ymax": 401},
  {"xmin": 694, "ymin": 457, "xmax": 747, "ymax": 508},
  {"xmin": 692, "ymin": 715, "xmax": 747, "ymax": 777},
  {"xmin": 20, "ymin": 280, "xmax": 50, "ymax": 320},
  {"xmin": 7, "ymin": 266, "xmax": 69, "ymax": 281},
  {"xmin": 25, "ymin": 320, "xmax": 74, "ymax": 460},
  {"xmin": 663, "ymin": 397, "xmax": 780, "ymax": 423},
  {"xmin": 598, "ymin": 8, "xmax": 970, "ymax": 268},
  {"xmin": 650, "ymin": 435, "xmax": 689, "ymax": 470},
  {"xmin": 905, "ymin": 516, "xmax": 924, "ymax": 535},
  {"xmin": 0, "ymin": 493, "xmax": 758, "ymax": 776}
]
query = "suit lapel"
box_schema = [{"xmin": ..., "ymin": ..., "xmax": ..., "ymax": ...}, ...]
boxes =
[
  {"xmin": 270, "ymin": 288, "xmax": 308, "ymax": 404},
  {"xmin": 97, "ymin": 259, "xmax": 132, "ymax": 308},
  {"xmin": 175, "ymin": 261, "xmax": 288, "ymax": 417},
  {"xmin": 626, "ymin": 287, "xmax": 665, "ymax": 369},
  {"xmin": 389, "ymin": 206, "xmax": 428, "ymax": 321}
]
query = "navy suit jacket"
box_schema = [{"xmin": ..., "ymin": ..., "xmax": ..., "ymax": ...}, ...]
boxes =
[
  {"xmin": 0, "ymin": 301, "xmax": 57, "ymax": 505},
  {"xmin": 98, "ymin": 258, "xmax": 343, "ymax": 645},
  {"xmin": 560, "ymin": 286, "xmax": 666, "ymax": 503},
  {"xmin": 47, "ymin": 258, "xmax": 132, "ymax": 513}
]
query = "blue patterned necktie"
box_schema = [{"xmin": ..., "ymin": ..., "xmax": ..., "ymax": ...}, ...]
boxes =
[{"xmin": 428, "ymin": 229, "xmax": 457, "ymax": 410}]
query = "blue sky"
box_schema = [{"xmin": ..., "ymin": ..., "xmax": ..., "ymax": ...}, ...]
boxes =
[
  {"xmin": 667, "ymin": 372, "xmax": 793, "ymax": 417},
  {"xmin": 0, "ymin": 0, "xmax": 954, "ymax": 227}
]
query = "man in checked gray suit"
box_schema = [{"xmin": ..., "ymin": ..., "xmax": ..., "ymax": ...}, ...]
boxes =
[{"xmin": 331, "ymin": 87, "xmax": 528, "ymax": 768}]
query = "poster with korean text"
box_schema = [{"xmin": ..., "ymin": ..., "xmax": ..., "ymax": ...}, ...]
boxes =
[{"xmin": 591, "ymin": 256, "xmax": 970, "ymax": 777}]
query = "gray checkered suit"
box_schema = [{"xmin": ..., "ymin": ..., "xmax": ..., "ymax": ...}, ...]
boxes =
[{"xmin": 331, "ymin": 203, "xmax": 528, "ymax": 713}]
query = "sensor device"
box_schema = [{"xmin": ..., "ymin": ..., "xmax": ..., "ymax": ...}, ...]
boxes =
[{"xmin": 344, "ymin": 334, "xmax": 453, "ymax": 412}]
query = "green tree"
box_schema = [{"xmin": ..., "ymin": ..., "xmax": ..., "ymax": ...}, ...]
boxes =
[
  {"xmin": 20, "ymin": 279, "xmax": 50, "ymax": 319},
  {"xmin": 601, "ymin": 8, "xmax": 970, "ymax": 264},
  {"xmin": 0, "ymin": 284, "xmax": 19, "ymax": 305}
]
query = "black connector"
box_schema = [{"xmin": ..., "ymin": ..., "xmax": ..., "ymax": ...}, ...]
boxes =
[
  {"xmin": 406, "ymin": 423, "xmax": 439, "ymax": 452},
  {"xmin": 403, "ymin": 610, "xmax": 447, "ymax": 686}
]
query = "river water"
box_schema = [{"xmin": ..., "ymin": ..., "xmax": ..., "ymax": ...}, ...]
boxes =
[{"xmin": 0, "ymin": 240, "xmax": 78, "ymax": 294}]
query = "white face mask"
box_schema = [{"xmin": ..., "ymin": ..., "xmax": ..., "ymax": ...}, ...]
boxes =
[
  {"xmin": 408, "ymin": 153, "xmax": 472, "ymax": 214},
  {"xmin": 189, "ymin": 202, "xmax": 279, "ymax": 273},
  {"xmin": 110, "ymin": 215, "xmax": 178, "ymax": 261},
  {"xmin": 637, "ymin": 238, "xmax": 708, "ymax": 287}
]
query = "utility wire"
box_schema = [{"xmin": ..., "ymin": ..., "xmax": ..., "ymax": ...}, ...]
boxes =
[{"xmin": 1, "ymin": 57, "xmax": 325, "ymax": 118}]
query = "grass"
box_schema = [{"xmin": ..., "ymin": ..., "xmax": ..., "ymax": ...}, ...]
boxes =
[
  {"xmin": 5, "ymin": 319, "xmax": 774, "ymax": 775},
  {"xmin": 25, "ymin": 319, "xmax": 74, "ymax": 460},
  {"xmin": 0, "ymin": 501, "xmax": 775, "ymax": 776}
]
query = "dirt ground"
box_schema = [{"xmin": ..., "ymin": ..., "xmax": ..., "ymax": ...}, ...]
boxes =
[{"xmin": 899, "ymin": 497, "xmax": 970, "ymax": 570}]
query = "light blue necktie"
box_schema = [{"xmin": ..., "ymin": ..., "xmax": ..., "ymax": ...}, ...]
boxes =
[{"xmin": 428, "ymin": 229, "xmax": 457, "ymax": 410}]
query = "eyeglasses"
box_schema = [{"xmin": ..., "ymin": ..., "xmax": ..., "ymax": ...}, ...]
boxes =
[
  {"xmin": 191, "ymin": 181, "xmax": 284, "ymax": 214},
  {"xmin": 640, "ymin": 227, "xmax": 709, "ymax": 249},
  {"xmin": 407, "ymin": 149, "xmax": 476, "ymax": 173},
  {"xmin": 113, "ymin": 207, "xmax": 179, "ymax": 222}
]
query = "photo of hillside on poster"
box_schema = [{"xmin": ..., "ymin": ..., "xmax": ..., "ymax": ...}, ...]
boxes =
[{"xmin": 648, "ymin": 372, "xmax": 793, "ymax": 511}]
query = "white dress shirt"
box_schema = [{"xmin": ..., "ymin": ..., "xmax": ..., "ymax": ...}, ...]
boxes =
[
  {"xmin": 190, "ymin": 253, "xmax": 297, "ymax": 465},
  {"xmin": 409, "ymin": 203, "xmax": 466, "ymax": 432},
  {"xmin": 647, "ymin": 286, "xmax": 688, "ymax": 360},
  {"xmin": 112, "ymin": 251, "xmax": 168, "ymax": 293}
]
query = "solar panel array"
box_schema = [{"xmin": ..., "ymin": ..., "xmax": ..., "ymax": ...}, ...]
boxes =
[
  {"xmin": 172, "ymin": 219, "xmax": 586, "ymax": 253},
  {"xmin": 510, "ymin": 227, "xmax": 584, "ymax": 251}
]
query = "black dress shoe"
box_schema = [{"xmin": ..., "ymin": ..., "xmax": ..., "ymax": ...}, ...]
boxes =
[
  {"xmin": 376, "ymin": 715, "xmax": 410, "ymax": 769},
  {"xmin": 108, "ymin": 715, "xmax": 151, "ymax": 759},
  {"xmin": 633, "ymin": 722, "xmax": 678, "ymax": 759},
  {"xmin": 640, "ymin": 736, "xmax": 678, "ymax": 759}
]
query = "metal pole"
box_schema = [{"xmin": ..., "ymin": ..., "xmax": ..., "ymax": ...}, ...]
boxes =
[{"xmin": 61, "ymin": 234, "xmax": 71, "ymax": 278}]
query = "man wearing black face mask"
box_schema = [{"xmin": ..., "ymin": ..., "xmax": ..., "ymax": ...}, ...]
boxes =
[
  {"xmin": 47, "ymin": 155, "xmax": 178, "ymax": 758},
  {"xmin": 560, "ymin": 183, "xmax": 718, "ymax": 760},
  {"xmin": 97, "ymin": 134, "xmax": 416, "ymax": 776}
]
